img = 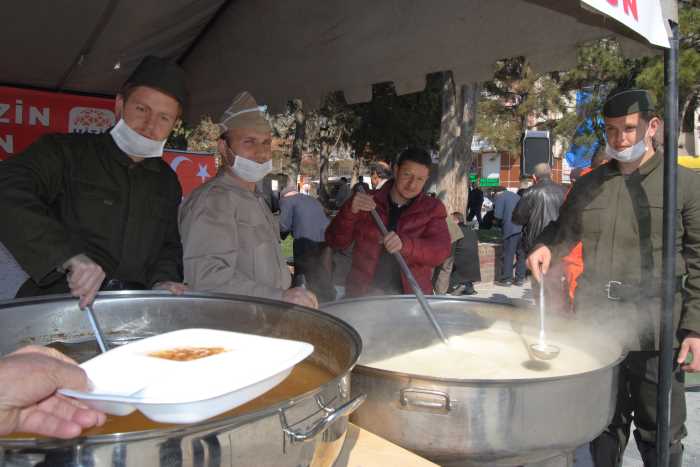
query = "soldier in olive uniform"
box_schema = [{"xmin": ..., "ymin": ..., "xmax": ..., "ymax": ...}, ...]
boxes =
[
  {"xmin": 528, "ymin": 88, "xmax": 700, "ymax": 467},
  {"xmin": 0, "ymin": 57, "xmax": 188, "ymax": 308}
]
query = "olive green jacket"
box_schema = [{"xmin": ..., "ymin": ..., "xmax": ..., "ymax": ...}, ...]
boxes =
[
  {"xmin": 179, "ymin": 171, "xmax": 291, "ymax": 299},
  {"xmin": 0, "ymin": 133, "xmax": 183, "ymax": 294},
  {"xmin": 538, "ymin": 152, "xmax": 700, "ymax": 350}
]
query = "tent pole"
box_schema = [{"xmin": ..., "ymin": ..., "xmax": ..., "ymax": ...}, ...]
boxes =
[{"xmin": 657, "ymin": 19, "xmax": 679, "ymax": 467}]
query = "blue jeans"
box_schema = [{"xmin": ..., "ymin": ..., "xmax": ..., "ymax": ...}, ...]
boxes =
[{"xmin": 501, "ymin": 233, "xmax": 526, "ymax": 281}]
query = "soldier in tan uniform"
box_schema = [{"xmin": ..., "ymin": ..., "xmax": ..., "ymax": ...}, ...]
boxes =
[
  {"xmin": 528, "ymin": 88, "xmax": 700, "ymax": 467},
  {"xmin": 179, "ymin": 92, "xmax": 317, "ymax": 308}
]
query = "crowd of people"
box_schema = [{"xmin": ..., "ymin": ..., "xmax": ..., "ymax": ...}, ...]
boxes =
[{"xmin": 0, "ymin": 55, "xmax": 698, "ymax": 467}]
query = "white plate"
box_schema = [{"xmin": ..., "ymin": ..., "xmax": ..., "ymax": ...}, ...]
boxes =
[{"xmin": 59, "ymin": 328, "xmax": 314, "ymax": 424}]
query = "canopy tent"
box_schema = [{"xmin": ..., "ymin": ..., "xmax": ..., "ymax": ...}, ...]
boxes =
[
  {"xmin": 1, "ymin": 1, "xmax": 675, "ymax": 120},
  {"xmin": 0, "ymin": 1, "xmax": 684, "ymax": 465}
]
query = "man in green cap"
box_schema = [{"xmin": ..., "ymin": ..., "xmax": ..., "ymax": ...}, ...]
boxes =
[
  {"xmin": 0, "ymin": 56, "xmax": 188, "ymax": 308},
  {"xmin": 527, "ymin": 87, "xmax": 700, "ymax": 466}
]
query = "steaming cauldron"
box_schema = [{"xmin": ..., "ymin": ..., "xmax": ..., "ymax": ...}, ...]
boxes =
[
  {"xmin": 0, "ymin": 292, "xmax": 363, "ymax": 467},
  {"xmin": 322, "ymin": 296, "xmax": 626, "ymax": 466}
]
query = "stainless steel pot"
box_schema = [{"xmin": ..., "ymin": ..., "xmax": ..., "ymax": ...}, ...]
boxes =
[
  {"xmin": 322, "ymin": 295, "xmax": 626, "ymax": 466},
  {"xmin": 0, "ymin": 291, "xmax": 363, "ymax": 467}
]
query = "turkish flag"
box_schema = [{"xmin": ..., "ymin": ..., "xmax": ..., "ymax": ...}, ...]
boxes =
[{"xmin": 163, "ymin": 150, "xmax": 217, "ymax": 198}]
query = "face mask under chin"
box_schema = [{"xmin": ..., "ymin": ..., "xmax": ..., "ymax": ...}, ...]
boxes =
[
  {"xmin": 230, "ymin": 153, "xmax": 272, "ymax": 182},
  {"xmin": 110, "ymin": 118, "xmax": 166, "ymax": 158},
  {"xmin": 605, "ymin": 132, "xmax": 649, "ymax": 163}
]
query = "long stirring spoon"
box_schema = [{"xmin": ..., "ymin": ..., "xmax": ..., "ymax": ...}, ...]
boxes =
[
  {"xmin": 530, "ymin": 268, "xmax": 560, "ymax": 360},
  {"xmin": 356, "ymin": 187, "xmax": 449, "ymax": 345},
  {"xmin": 84, "ymin": 303, "xmax": 109, "ymax": 353}
]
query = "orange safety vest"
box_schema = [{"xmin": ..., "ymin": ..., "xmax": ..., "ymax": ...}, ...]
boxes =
[{"xmin": 561, "ymin": 167, "xmax": 592, "ymax": 307}]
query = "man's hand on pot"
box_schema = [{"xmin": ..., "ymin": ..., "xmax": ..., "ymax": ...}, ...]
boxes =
[
  {"xmin": 152, "ymin": 281, "xmax": 188, "ymax": 295},
  {"xmin": 63, "ymin": 254, "xmax": 105, "ymax": 309},
  {"xmin": 282, "ymin": 288, "xmax": 319, "ymax": 309}
]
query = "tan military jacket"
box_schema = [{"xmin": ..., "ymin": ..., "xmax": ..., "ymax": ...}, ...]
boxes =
[{"xmin": 179, "ymin": 171, "xmax": 291, "ymax": 299}]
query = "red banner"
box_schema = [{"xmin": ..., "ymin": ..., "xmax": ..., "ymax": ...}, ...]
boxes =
[
  {"xmin": 0, "ymin": 86, "xmax": 116, "ymax": 160},
  {"xmin": 0, "ymin": 86, "xmax": 215, "ymax": 196},
  {"xmin": 163, "ymin": 150, "xmax": 217, "ymax": 197}
]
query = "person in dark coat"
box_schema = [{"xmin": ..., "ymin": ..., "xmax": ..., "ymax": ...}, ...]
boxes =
[
  {"xmin": 493, "ymin": 188, "xmax": 525, "ymax": 286},
  {"xmin": 448, "ymin": 212, "xmax": 481, "ymax": 295},
  {"xmin": 467, "ymin": 182, "xmax": 484, "ymax": 224},
  {"xmin": 512, "ymin": 164, "xmax": 567, "ymax": 253},
  {"xmin": 325, "ymin": 147, "xmax": 451, "ymax": 297},
  {"xmin": 528, "ymin": 88, "xmax": 700, "ymax": 467},
  {"xmin": 0, "ymin": 56, "xmax": 188, "ymax": 308}
]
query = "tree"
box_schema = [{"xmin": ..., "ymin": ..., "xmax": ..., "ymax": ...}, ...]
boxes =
[
  {"xmin": 186, "ymin": 117, "xmax": 220, "ymax": 153},
  {"xmin": 309, "ymin": 92, "xmax": 358, "ymax": 207},
  {"xmin": 476, "ymin": 57, "xmax": 569, "ymax": 155},
  {"xmin": 555, "ymin": 38, "xmax": 635, "ymax": 150},
  {"xmin": 436, "ymin": 71, "xmax": 480, "ymax": 215}
]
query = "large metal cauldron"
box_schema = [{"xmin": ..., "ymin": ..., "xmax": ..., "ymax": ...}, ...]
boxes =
[
  {"xmin": 0, "ymin": 291, "xmax": 363, "ymax": 467},
  {"xmin": 322, "ymin": 296, "xmax": 626, "ymax": 467}
]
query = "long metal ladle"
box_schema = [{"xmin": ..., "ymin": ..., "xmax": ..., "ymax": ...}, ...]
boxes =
[
  {"xmin": 530, "ymin": 269, "xmax": 560, "ymax": 360},
  {"xmin": 359, "ymin": 189, "xmax": 449, "ymax": 345},
  {"xmin": 84, "ymin": 302, "xmax": 109, "ymax": 353}
]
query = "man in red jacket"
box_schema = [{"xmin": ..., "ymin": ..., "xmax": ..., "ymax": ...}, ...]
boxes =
[{"xmin": 325, "ymin": 147, "xmax": 451, "ymax": 297}]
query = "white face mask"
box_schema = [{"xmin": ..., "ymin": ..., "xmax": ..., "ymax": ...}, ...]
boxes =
[
  {"xmin": 604, "ymin": 129, "xmax": 649, "ymax": 163},
  {"xmin": 231, "ymin": 154, "xmax": 272, "ymax": 182},
  {"xmin": 110, "ymin": 118, "xmax": 166, "ymax": 158}
]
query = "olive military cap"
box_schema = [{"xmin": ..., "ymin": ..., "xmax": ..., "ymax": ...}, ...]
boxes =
[{"xmin": 603, "ymin": 88, "xmax": 655, "ymax": 118}]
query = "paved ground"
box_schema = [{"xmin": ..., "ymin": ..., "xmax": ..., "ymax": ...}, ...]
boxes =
[{"xmin": 471, "ymin": 280, "xmax": 699, "ymax": 467}]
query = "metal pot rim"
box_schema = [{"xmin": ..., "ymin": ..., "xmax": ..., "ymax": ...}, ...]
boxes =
[
  {"xmin": 353, "ymin": 353, "xmax": 627, "ymax": 384},
  {"xmin": 326, "ymin": 294, "xmax": 627, "ymax": 384},
  {"xmin": 2, "ymin": 372, "xmax": 354, "ymax": 447},
  {"xmin": 0, "ymin": 291, "xmax": 362, "ymax": 447}
]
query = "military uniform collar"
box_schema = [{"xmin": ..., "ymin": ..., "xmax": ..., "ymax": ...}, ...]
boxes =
[
  {"xmin": 218, "ymin": 170, "xmax": 264, "ymax": 198},
  {"xmin": 104, "ymin": 132, "xmax": 163, "ymax": 173}
]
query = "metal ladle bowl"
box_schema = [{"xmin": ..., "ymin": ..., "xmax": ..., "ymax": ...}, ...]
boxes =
[{"xmin": 530, "ymin": 342, "xmax": 561, "ymax": 360}]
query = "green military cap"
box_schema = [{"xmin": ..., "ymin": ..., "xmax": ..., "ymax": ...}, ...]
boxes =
[
  {"xmin": 124, "ymin": 56, "xmax": 187, "ymax": 108},
  {"xmin": 602, "ymin": 87, "xmax": 655, "ymax": 118}
]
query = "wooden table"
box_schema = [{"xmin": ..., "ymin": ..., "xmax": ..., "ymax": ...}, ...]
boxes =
[{"xmin": 332, "ymin": 423, "xmax": 438, "ymax": 467}]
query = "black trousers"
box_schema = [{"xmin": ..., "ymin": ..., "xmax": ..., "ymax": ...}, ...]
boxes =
[
  {"xmin": 467, "ymin": 208, "xmax": 482, "ymax": 224},
  {"xmin": 590, "ymin": 351, "xmax": 686, "ymax": 467},
  {"xmin": 292, "ymin": 238, "xmax": 323, "ymax": 277},
  {"xmin": 500, "ymin": 233, "xmax": 526, "ymax": 282}
]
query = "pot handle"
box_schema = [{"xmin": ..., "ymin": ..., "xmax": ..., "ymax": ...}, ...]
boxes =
[
  {"xmin": 400, "ymin": 388, "xmax": 452, "ymax": 412},
  {"xmin": 280, "ymin": 394, "xmax": 366, "ymax": 442}
]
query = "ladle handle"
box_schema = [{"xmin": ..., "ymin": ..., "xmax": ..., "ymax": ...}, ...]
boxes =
[
  {"xmin": 84, "ymin": 304, "xmax": 109, "ymax": 353},
  {"xmin": 356, "ymin": 187, "xmax": 448, "ymax": 344}
]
